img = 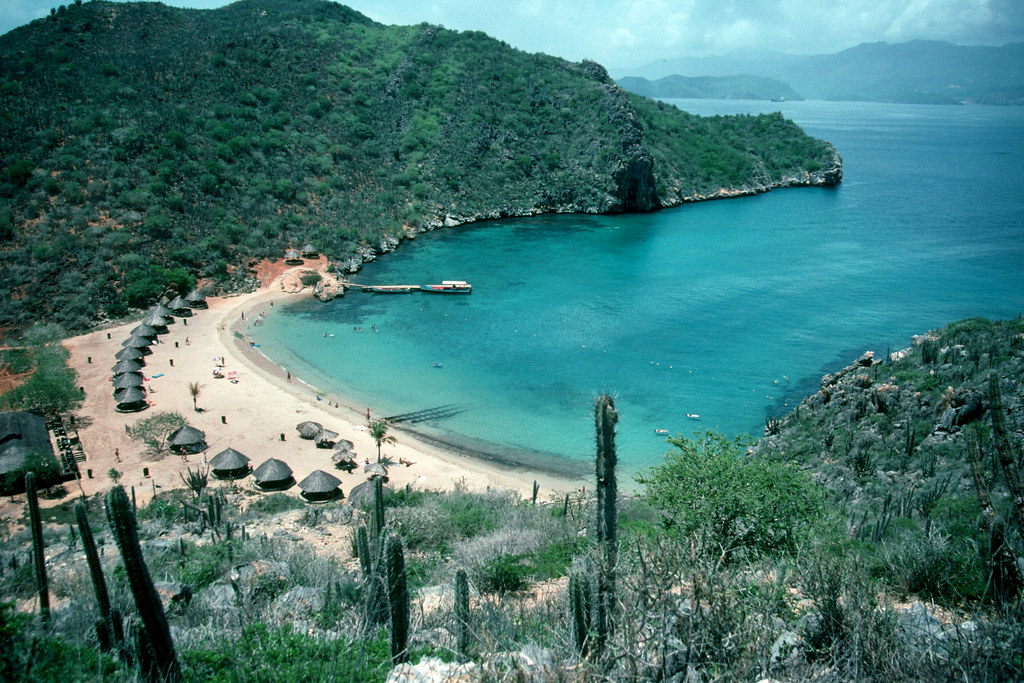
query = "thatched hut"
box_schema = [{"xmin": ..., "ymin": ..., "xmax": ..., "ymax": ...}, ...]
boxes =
[
  {"xmin": 115, "ymin": 346, "xmax": 146, "ymax": 361},
  {"xmin": 348, "ymin": 479, "xmax": 389, "ymax": 508},
  {"xmin": 284, "ymin": 248, "xmax": 303, "ymax": 265},
  {"xmin": 111, "ymin": 359, "xmax": 145, "ymax": 376},
  {"xmin": 130, "ymin": 323, "xmax": 159, "ymax": 340},
  {"xmin": 300, "ymin": 243, "xmax": 318, "ymax": 258},
  {"xmin": 185, "ymin": 289, "xmax": 208, "ymax": 309},
  {"xmin": 121, "ymin": 336, "xmax": 153, "ymax": 354},
  {"xmin": 298, "ymin": 470, "xmax": 342, "ymax": 502},
  {"xmin": 114, "ymin": 386, "xmax": 149, "ymax": 413},
  {"xmin": 167, "ymin": 296, "xmax": 193, "ymax": 317},
  {"xmin": 209, "ymin": 447, "xmax": 251, "ymax": 480},
  {"xmin": 142, "ymin": 312, "xmax": 170, "ymax": 334},
  {"xmin": 296, "ymin": 421, "xmax": 323, "ymax": 440},
  {"xmin": 112, "ymin": 373, "xmax": 144, "ymax": 391},
  {"xmin": 168, "ymin": 425, "xmax": 207, "ymax": 454},
  {"xmin": 253, "ymin": 458, "xmax": 294, "ymax": 490},
  {"xmin": 151, "ymin": 303, "xmax": 175, "ymax": 320}
]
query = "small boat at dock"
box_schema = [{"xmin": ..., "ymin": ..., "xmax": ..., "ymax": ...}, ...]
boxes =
[
  {"xmin": 420, "ymin": 280, "xmax": 472, "ymax": 293},
  {"xmin": 363, "ymin": 285, "xmax": 417, "ymax": 293}
]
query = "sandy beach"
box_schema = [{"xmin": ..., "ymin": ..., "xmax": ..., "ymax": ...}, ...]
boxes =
[{"xmin": 54, "ymin": 265, "xmax": 585, "ymax": 510}]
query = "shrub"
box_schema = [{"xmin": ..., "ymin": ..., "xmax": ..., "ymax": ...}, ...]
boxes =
[{"xmin": 638, "ymin": 430, "xmax": 823, "ymax": 560}]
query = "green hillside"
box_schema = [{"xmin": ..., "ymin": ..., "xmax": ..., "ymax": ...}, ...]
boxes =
[
  {"xmin": 0, "ymin": 0, "xmax": 838, "ymax": 331},
  {"xmin": 618, "ymin": 73, "xmax": 804, "ymax": 101}
]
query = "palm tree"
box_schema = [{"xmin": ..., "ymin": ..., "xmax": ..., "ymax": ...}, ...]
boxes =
[
  {"xmin": 187, "ymin": 381, "xmax": 203, "ymax": 412},
  {"xmin": 369, "ymin": 419, "xmax": 396, "ymax": 463}
]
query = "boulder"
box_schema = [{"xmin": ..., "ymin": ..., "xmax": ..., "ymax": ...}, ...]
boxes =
[{"xmin": 386, "ymin": 656, "xmax": 480, "ymax": 683}]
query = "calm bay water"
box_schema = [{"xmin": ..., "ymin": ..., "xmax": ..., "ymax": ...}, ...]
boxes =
[{"xmin": 253, "ymin": 100, "xmax": 1024, "ymax": 476}]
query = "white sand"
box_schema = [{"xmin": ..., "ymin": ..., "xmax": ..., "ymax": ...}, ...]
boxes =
[{"xmin": 59, "ymin": 267, "xmax": 585, "ymax": 508}]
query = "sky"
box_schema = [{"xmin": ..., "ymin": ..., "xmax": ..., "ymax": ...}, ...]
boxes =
[{"xmin": 2, "ymin": 0, "xmax": 1022, "ymax": 69}]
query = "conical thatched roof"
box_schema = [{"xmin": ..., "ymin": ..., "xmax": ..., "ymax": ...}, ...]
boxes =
[
  {"xmin": 253, "ymin": 458, "xmax": 292, "ymax": 482},
  {"xmin": 348, "ymin": 480, "xmax": 388, "ymax": 507},
  {"xmin": 334, "ymin": 439, "xmax": 355, "ymax": 453},
  {"xmin": 115, "ymin": 346, "xmax": 145, "ymax": 361},
  {"xmin": 284, "ymin": 248, "xmax": 302, "ymax": 260},
  {"xmin": 315, "ymin": 429, "xmax": 339, "ymax": 448},
  {"xmin": 185, "ymin": 289, "xmax": 208, "ymax": 308},
  {"xmin": 363, "ymin": 462, "xmax": 388, "ymax": 478},
  {"xmin": 130, "ymin": 323, "xmax": 158, "ymax": 339},
  {"xmin": 151, "ymin": 303, "xmax": 175, "ymax": 319},
  {"xmin": 300, "ymin": 243, "xmax": 317, "ymax": 256},
  {"xmin": 210, "ymin": 447, "xmax": 250, "ymax": 470},
  {"xmin": 112, "ymin": 359, "xmax": 144, "ymax": 375},
  {"xmin": 298, "ymin": 469, "xmax": 340, "ymax": 494},
  {"xmin": 167, "ymin": 296, "xmax": 189, "ymax": 309},
  {"xmin": 169, "ymin": 425, "xmax": 206, "ymax": 447},
  {"xmin": 296, "ymin": 421, "xmax": 323, "ymax": 439},
  {"xmin": 142, "ymin": 311, "xmax": 171, "ymax": 329},
  {"xmin": 112, "ymin": 373, "xmax": 144, "ymax": 390},
  {"xmin": 114, "ymin": 386, "xmax": 147, "ymax": 404},
  {"xmin": 121, "ymin": 334, "xmax": 153, "ymax": 349}
]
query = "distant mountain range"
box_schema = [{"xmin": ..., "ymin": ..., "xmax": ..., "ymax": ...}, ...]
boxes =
[{"xmin": 615, "ymin": 41, "xmax": 1024, "ymax": 105}]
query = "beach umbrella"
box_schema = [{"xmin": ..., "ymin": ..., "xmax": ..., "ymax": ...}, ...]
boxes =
[
  {"xmin": 298, "ymin": 470, "xmax": 342, "ymax": 501},
  {"xmin": 296, "ymin": 421, "xmax": 323, "ymax": 439},
  {"xmin": 334, "ymin": 439, "xmax": 355, "ymax": 454},
  {"xmin": 332, "ymin": 452, "xmax": 357, "ymax": 472},
  {"xmin": 185, "ymin": 289, "xmax": 208, "ymax": 309},
  {"xmin": 142, "ymin": 312, "xmax": 170, "ymax": 333},
  {"xmin": 112, "ymin": 359, "xmax": 144, "ymax": 375},
  {"xmin": 209, "ymin": 447, "xmax": 251, "ymax": 479},
  {"xmin": 363, "ymin": 462, "xmax": 388, "ymax": 478},
  {"xmin": 168, "ymin": 425, "xmax": 207, "ymax": 454},
  {"xmin": 115, "ymin": 346, "xmax": 145, "ymax": 361},
  {"xmin": 253, "ymin": 458, "xmax": 294, "ymax": 489},
  {"xmin": 315, "ymin": 429, "xmax": 339, "ymax": 448},
  {"xmin": 112, "ymin": 373, "xmax": 144, "ymax": 390},
  {"xmin": 130, "ymin": 323, "xmax": 159, "ymax": 339}
]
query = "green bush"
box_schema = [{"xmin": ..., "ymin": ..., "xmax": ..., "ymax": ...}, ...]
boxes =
[{"xmin": 639, "ymin": 430, "xmax": 823, "ymax": 560}]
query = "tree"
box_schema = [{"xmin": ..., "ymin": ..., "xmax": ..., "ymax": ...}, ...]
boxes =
[
  {"xmin": 107, "ymin": 468, "xmax": 121, "ymax": 484},
  {"xmin": 0, "ymin": 324, "xmax": 83, "ymax": 416},
  {"xmin": 129, "ymin": 411, "xmax": 186, "ymax": 457},
  {"xmin": 637, "ymin": 430, "xmax": 823, "ymax": 560},
  {"xmin": 369, "ymin": 419, "xmax": 396, "ymax": 463},
  {"xmin": 187, "ymin": 381, "xmax": 203, "ymax": 412}
]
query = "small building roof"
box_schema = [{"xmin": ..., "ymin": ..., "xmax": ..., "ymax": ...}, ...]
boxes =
[
  {"xmin": 115, "ymin": 346, "xmax": 145, "ymax": 361},
  {"xmin": 210, "ymin": 447, "xmax": 250, "ymax": 471},
  {"xmin": 0, "ymin": 412, "xmax": 56, "ymax": 488},
  {"xmin": 184, "ymin": 289, "xmax": 206, "ymax": 303},
  {"xmin": 169, "ymin": 425, "xmax": 206, "ymax": 447},
  {"xmin": 253, "ymin": 458, "xmax": 293, "ymax": 482},
  {"xmin": 151, "ymin": 303, "xmax": 175, "ymax": 319},
  {"xmin": 112, "ymin": 373, "xmax": 145, "ymax": 390},
  {"xmin": 114, "ymin": 386, "xmax": 148, "ymax": 405},
  {"xmin": 112, "ymin": 359, "xmax": 145, "ymax": 375},
  {"xmin": 121, "ymin": 334, "xmax": 153, "ymax": 349},
  {"xmin": 284, "ymin": 248, "xmax": 302, "ymax": 259},
  {"xmin": 167, "ymin": 296, "xmax": 190, "ymax": 310},
  {"xmin": 130, "ymin": 323, "xmax": 159, "ymax": 339},
  {"xmin": 298, "ymin": 469, "xmax": 341, "ymax": 494}
]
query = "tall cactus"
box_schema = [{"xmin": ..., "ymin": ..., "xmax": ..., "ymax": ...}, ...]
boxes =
[
  {"xmin": 989, "ymin": 373, "xmax": 1024, "ymax": 532},
  {"xmin": 25, "ymin": 471, "xmax": 49, "ymax": 625},
  {"xmin": 385, "ymin": 534, "xmax": 410, "ymax": 665},
  {"xmin": 454, "ymin": 568, "xmax": 471, "ymax": 658},
  {"xmin": 76, "ymin": 501, "xmax": 124, "ymax": 656},
  {"xmin": 372, "ymin": 476, "xmax": 386, "ymax": 544},
  {"xmin": 594, "ymin": 393, "xmax": 618, "ymax": 655},
  {"xmin": 356, "ymin": 524, "xmax": 372, "ymax": 578},
  {"xmin": 568, "ymin": 569, "xmax": 593, "ymax": 656},
  {"xmin": 105, "ymin": 485, "xmax": 181, "ymax": 683}
]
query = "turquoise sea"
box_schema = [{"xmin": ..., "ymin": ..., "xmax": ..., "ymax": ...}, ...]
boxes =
[{"xmin": 252, "ymin": 100, "xmax": 1024, "ymax": 477}]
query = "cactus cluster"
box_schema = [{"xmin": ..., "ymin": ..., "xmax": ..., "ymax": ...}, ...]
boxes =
[
  {"xmin": 76, "ymin": 501, "xmax": 126, "ymax": 657},
  {"xmin": 594, "ymin": 393, "xmax": 618, "ymax": 655},
  {"xmin": 454, "ymin": 568, "xmax": 471, "ymax": 658}
]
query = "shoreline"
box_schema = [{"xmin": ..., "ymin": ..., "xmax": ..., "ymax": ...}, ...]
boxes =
[{"xmin": 48, "ymin": 271, "xmax": 586, "ymax": 512}]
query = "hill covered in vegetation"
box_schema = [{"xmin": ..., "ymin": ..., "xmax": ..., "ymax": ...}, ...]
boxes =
[
  {"xmin": 0, "ymin": 0, "xmax": 839, "ymax": 332},
  {"xmin": 618, "ymin": 73, "xmax": 804, "ymax": 101}
]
